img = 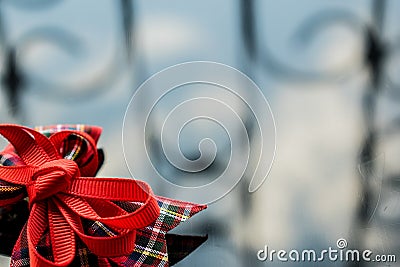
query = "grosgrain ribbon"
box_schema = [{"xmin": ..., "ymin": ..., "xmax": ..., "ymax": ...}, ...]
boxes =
[{"xmin": 0, "ymin": 124, "xmax": 160, "ymax": 267}]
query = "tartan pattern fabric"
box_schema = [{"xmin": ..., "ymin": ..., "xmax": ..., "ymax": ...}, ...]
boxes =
[
  {"xmin": 10, "ymin": 197, "xmax": 206, "ymax": 267},
  {"xmin": 0, "ymin": 124, "xmax": 207, "ymax": 267},
  {"xmin": 117, "ymin": 196, "xmax": 206, "ymax": 267}
]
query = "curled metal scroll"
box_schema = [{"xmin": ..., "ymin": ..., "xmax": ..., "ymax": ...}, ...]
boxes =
[{"xmin": 0, "ymin": 0, "xmax": 135, "ymax": 117}]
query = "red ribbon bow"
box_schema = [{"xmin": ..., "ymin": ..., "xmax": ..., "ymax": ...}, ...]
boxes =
[{"xmin": 0, "ymin": 125, "xmax": 160, "ymax": 267}]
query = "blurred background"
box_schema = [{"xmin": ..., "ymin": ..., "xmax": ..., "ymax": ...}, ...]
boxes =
[{"xmin": 0, "ymin": 0, "xmax": 400, "ymax": 266}]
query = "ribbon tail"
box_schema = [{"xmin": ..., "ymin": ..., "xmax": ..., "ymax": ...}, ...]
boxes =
[
  {"xmin": 54, "ymin": 197, "xmax": 138, "ymax": 257},
  {"xmin": 48, "ymin": 200, "xmax": 76, "ymax": 266},
  {"xmin": 0, "ymin": 200, "xmax": 29, "ymax": 256},
  {"xmin": 166, "ymin": 234, "xmax": 208, "ymax": 266}
]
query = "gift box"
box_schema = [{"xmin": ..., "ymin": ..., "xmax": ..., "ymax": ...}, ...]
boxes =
[{"xmin": 0, "ymin": 124, "xmax": 207, "ymax": 267}]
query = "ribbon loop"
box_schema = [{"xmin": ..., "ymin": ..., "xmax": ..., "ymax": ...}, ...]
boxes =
[{"xmin": 0, "ymin": 124, "xmax": 161, "ymax": 267}]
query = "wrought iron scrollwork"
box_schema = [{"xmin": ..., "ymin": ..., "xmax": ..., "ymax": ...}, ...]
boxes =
[
  {"xmin": 240, "ymin": 0, "xmax": 399, "ymax": 265},
  {"xmin": 0, "ymin": 0, "xmax": 135, "ymax": 118}
]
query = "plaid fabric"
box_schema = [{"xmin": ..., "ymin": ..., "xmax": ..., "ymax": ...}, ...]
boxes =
[
  {"xmin": 10, "ymin": 197, "xmax": 206, "ymax": 267},
  {"xmin": 0, "ymin": 125, "xmax": 207, "ymax": 267},
  {"xmin": 115, "ymin": 197, "xmax": 206, "ymax": 267}
]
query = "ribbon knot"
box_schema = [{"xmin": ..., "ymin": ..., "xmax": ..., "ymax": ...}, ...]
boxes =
[
  {"xmin": 28, "ymin": 159, "xmax": 80, "ymax": 204},
  {"xmin": 0, "ymin": 125, "xmax": 161, "ymax": 267}
]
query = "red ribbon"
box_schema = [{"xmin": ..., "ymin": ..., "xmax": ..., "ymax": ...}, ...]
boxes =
[{"xmin": 0, "ymin": 124, "xmax": 161, "ymax": 267}]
